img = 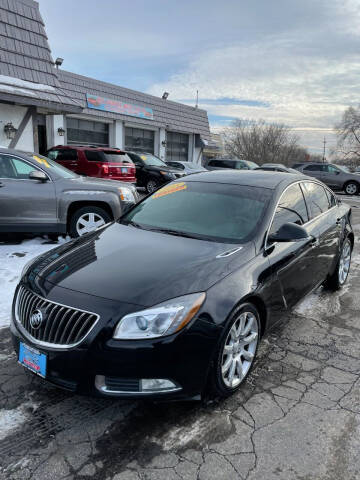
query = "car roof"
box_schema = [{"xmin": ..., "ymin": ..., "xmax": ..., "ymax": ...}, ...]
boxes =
[
  {"xmin": 183, "ymin": 170, "xmax": 306, "ymax": 189},
  {"xmin": 50, "ymin": 145, "xmax": 126, "ymax": 152}
]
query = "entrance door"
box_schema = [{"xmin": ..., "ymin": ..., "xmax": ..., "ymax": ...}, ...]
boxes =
[{"xmin": 36, "ymin": 114, "xmax": 47, "ymax": 155}]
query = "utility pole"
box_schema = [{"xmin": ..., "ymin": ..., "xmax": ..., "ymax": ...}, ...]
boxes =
[
  {"xmin": 322, "ymin": 137, "xmax": 326, "ymax": 162},
  {"xmin": 195, "ymin": 90, "xmax": 198, "ymax": 109}
]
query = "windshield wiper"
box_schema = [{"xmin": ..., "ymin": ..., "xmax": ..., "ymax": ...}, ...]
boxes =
[
  {"xmin": 148, "ymin": 227, "xmax": 201, "ymax": 239},
  {"xmin": 125, "ymin": 220, "xmax": 145, "ymax": 230}
]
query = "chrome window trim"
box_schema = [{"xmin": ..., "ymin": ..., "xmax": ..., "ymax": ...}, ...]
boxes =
[
  {"xmin": 264, "ymin": 179, "xmax": 338, "ymax": 250},
  {"xmin": 0, "ymin": 153, "xmax": 52, "ymax": 181},
  {"xmin": 14, "ymin": 286, "xmax": 100, "ymax": 350}
]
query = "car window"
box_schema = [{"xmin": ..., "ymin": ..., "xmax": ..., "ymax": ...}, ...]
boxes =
[
  {"xmin": 209, "ymin": 160, "xmax": 235, "ymax": 168},
  {"xmin": 11, "ymin": 158, "xmax": 39, "ymax": 178},
  {"xmin": 325, "ymin": 165, "xmax": 340, "ymax": 174},
  {"xmin": 168, "ymin": 162, "xmax": 184, "ymax": 170},
  {"xmin": 48, "ymin": 149, "xmax": 78, "ymax": 161},
  {"xmin": 269, "ymin": 184, "xmax": 309, "ymax": 236},
  {"xmin": 303, "ymin": 164, "xmax": 325, "ymax": 172},
  {"xmin": 139, "ymin": 153, "xmax": 166, "ymax": 166},
  {"xmin": 85, "ymin": 150, "xmax": 104, "ymax": 162},
  {"xmin": 302, "ymin": 182, "xmax": 330, "ymax": 218},
  {"xmin": 0, "ymin": 155, "xmax": 17, "ymax": 178},
  {"xmin": 325, "ymin": 188, "xmax": 337, "ymax": 208},
  {"xmin": 121, "ymin": 182, "xmax": 272, "ymax": 243},
  {"xmin": 236, "ymin": 161, "xmax": 248, "ymax": 170}
]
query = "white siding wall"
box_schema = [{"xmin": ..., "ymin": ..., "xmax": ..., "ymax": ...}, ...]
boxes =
[{"xmin": 0, "ymin": 104, "xmax": 34, "ymax": 150}]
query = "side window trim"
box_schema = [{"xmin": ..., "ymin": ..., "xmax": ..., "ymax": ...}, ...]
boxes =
[{"xmin": 266, "ymin": 182, "xmax": 309, "ymax": 245}]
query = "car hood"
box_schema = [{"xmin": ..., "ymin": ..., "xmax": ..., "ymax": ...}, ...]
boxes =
[
  {"xmin": 24, "ymin": 223, "xmax": 254, "ymax": 307},
  {"xmin": 68, "ymin": 175, "xmax": 133, "ymax": 190}
]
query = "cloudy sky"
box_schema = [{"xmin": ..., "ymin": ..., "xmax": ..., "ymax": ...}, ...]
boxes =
[{"xmin": 40, "ymin": 0, "xmax": 360, "ymax": 155}]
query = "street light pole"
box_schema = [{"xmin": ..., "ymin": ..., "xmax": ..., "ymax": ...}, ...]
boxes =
[{"xmin": 323, "ymin": 137, "xmax": 326, "ymax": 162}]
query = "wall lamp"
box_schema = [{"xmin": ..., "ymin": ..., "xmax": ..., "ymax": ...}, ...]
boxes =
[
  {"xmin": 55, "ymin": 57, "xmax": 64, "ymax": 69},
  {"xmin": 161, "ymin": 140, "xmax": 167, "ymax": 147},
  {"xmin": 57, "ymin": 127, "xmax": 65, "ymax": 136},
  {"xmin": 162, "ymin": 92, "xmax": 169, "ymax": 100},
  {"xmin": 4, "ymin": 122, "xmax": 17, "ymax": 140}
]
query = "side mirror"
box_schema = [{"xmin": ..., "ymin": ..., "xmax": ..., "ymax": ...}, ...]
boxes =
[
  {"xmin": 29, "ymin": 170, "xmax": 48, "ymax": 182},
  {"xmin": 268, "ymin": 222, "xmax": 309, "ymax": 243}
]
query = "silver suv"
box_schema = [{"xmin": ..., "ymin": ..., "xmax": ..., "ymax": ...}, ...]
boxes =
[
  {"xmin": 295, "ymin": 163, "xmax": 360, "ymax": 195},
  {"xmin": 0, "ymin": 148, "xmax": 138, "ymax": 237}
]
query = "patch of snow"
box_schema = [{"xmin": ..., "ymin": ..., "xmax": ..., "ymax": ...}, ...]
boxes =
[
  {"xmin": 0, "ymin": 405, "xmax": 27, "ymax": 441},
  {"xmin": 0, "ymin": 236, "xmax": 69, "ymax": 329},
  {"xmin": 0, "ymin": 75, "xmax": 56, "ymax": 92}
]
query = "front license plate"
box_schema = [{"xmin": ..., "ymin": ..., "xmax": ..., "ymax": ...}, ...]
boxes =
[
  {"xmin": 18, "ymin": 342, "xmax": 47, "ymax": 378},
  {"xmin": 121, "ymin": 167, "xmax": 128, "ymax": 173}
]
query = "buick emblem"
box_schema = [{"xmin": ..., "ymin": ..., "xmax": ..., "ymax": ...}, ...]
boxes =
[{"xmin": 30, "ymin": 309, "xmax": 45, "ymax": 330}]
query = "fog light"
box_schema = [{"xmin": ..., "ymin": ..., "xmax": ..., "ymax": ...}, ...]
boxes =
[{"xmin": 140, "ymin": 378, "xmax": 179, "ymax": 392}]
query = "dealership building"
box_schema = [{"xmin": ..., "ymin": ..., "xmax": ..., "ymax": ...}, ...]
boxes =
[{"xmin": 0, "ymin": 0, "xmax": 210, "ymax": 163}]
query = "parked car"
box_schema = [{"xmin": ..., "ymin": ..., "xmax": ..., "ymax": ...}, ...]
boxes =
[
  {"xmin": 205, "ymin": 158, "xmax": 258, "ymax": 171},
  {"xmin": 166, "ymin": 160, "xmax": 208, "ymax": 174},
  {"xmin": 47, "ymin": 145, "xmax": 136, "ymax": 184},
  {"xmin": 256, "ymin": 164, "xmax": 300, "ymax": 173},
  {"xmin": 294, "ymin": 162, "xmax": 360, "ymax": 195},
  {"xmin": 126, "ymin": 151, "xmax": 186, "ymax": 193},
  {"xmin": 11, "ymin": 171, "xmax": 353, "ymax": 400},
  {"xmin": 0, "ymin": 148, "xmax": 138, "ymax": 237}
]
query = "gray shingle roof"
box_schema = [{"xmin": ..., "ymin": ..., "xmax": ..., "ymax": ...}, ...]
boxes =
[
  {"xmin": 58, "ymin": 70, "xmax": 210, "ymax": 139},
  {"xmin": 0, "ymin": 0, "xmax": 82, "ymax": 111}
]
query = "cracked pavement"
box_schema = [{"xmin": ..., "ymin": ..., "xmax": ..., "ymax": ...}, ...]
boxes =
[{"xmin": 1, "ymin": 197, "xmax": 360, "ymax": 480}]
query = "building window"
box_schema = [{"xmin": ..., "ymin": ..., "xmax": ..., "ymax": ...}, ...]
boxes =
[
  {"xmin": 166, "ymin": 132, "xmax": 188, "ymax": 162},
  {"xmin": 67, "ymin": 118, "xmax": 109, "ymax": 146},
  {"xmin": 125, "ymin": 127, "xmax": 154, "ymax": 153}
]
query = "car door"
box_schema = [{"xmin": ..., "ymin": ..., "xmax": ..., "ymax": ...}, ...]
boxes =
[
  {"xmin": 320, "ymin": 164, "xmax": 343, "ymax": 190},
  {"xmin": 48, "ymin": 148, "xmax": 80, "ymax": 173},
  {"xmin": 0, "ymin": 154, "xmax": 58, "ymax": 229},
  {"xmin": 302, "ymin": 164, "xmax": 325, "ymax": 181},
  {"xmin": 302, "ymin": 181, "xmax": 340, "ymax": 283},
  {"xmin": 266, "ymin": 183, "xmax": 320, "ymax": 308}
]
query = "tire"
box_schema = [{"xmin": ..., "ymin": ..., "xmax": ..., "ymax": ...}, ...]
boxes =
[
  {"xmin": 208, "ymin": 303, "xmax": 260, "ymax": 398},
  {"xmin": 69, "ymin": 206, "xmax": 112, "ymax": 238},
  {"xmin": 344, "ymin": 182, "xmax": 359, "ymax": 195},
  {"xmin": 146, "ymin": 178, "xmax": 159, "ymax": 194},
  {"xmin": 324, "ymin": 237, "xmax": 352, "ymax": 291}
]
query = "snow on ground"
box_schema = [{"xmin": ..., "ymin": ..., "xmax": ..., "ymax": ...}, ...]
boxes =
[{"xmin": 0, "ymin": 236, "xmax": 69, "ymax": 329}]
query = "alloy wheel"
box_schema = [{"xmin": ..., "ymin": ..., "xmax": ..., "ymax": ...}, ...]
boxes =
[
  {"xmin": 76, "ymin": 212, "xmax": 106, "ymax": 236},
  {"xmin": 147, "ymin": 180, "xmax": 158, "ymax": 193},
  {"xmin": 221, "ymin": 311, "xmax": 259, "ymax": 388},
  {"xmin": 338, "ymin": 239, "xmax": 351, "ymax": 285},
  {"xmin": 345, "ymin": 183, "xmax": 357, "ymax": 195}
]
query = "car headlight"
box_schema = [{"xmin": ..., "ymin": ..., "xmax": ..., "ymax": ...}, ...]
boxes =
[
  {"xmin": 118, "ymin": 187, "xmax": 136, "ymax": 203},
  {"xmin": 113, "ymin": 292, "xmax": 206, "ymax": 340}
]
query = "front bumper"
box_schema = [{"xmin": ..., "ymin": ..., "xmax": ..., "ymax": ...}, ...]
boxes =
[{"xmin": 10, "ymin": 284, "xmax": 220, "ymax": 400}]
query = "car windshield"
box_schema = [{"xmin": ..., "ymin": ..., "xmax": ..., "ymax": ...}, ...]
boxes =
[
  {"xmin": 121, "ymin": 181, "xmax": 271, "ymax": 243},
  {"xmin": 139, "ymin": 153, "xmax": 167, "ymax": 166},
  {"xmin": 26, "ymin": 153, "xmax": 78, "ymax": 179}
]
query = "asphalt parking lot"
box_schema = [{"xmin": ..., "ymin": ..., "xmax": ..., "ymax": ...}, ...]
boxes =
[{"xmin": 1, "ymin": 195, "xmax": 360, "ymax": 480}]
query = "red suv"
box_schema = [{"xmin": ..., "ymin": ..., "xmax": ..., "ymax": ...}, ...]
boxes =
[{"xmin": 46, "ymin": 145, "xmax": 136, "ymax": 183}]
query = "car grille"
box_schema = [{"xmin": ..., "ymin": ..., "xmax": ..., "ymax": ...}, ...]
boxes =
[{"xmin": 15, "ymin": 285, "xmax": 99, "ymax": 348}]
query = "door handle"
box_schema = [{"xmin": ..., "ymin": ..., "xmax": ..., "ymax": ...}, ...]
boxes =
[{"xmin": 310, "ymin": 237, "xmax": 320, "ymax": 248}]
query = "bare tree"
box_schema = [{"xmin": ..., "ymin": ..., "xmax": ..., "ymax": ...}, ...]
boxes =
[
  {"xmin": 334, "ymin": 106, "xmax": 360, "ymax": 159},
  {"xmin": 222, "ymin": 119, "xmax": 304, "ymax": 166}
]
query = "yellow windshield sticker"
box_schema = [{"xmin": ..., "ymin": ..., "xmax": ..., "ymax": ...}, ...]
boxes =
[
  {"xmin": 153, "ymin": 182, "xmax": 187, "ymax": 198},
  {"xmin": 140, "ymin": 155, "xmax": 147, "ymax": 161},
  {"xmin": 33, "ymin": 155, "xmax": 50, "ymax": 168}
]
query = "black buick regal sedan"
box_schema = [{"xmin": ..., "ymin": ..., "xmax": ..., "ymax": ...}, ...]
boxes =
[{"xmin": 11, "ymin": 171, "xmax": 353, "ymax": 400}]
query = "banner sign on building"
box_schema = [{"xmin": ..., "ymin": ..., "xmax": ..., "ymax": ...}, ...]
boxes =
[{"xmin": 86, "ymin": 94, "xmax": 154, "ymax": 120}]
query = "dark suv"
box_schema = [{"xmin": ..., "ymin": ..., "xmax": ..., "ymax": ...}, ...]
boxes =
[
  {"xmin": 126, "ymin": 152, "xmax": 185, "ymax": 193},
  {"xmin": 294, "ymin": 162, "xmax": 360, "ymax": 195},
  {"xmin": 47, "ymin": 145, "xmax": 136, "ymax": 184}
]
